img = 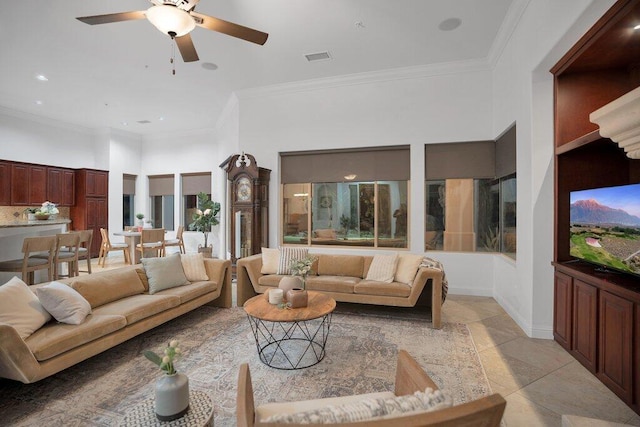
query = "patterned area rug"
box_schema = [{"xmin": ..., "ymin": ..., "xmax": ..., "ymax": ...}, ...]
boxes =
[{"xmin": 0, "ymin": 305, "xmax": 490, "ymax": 426}]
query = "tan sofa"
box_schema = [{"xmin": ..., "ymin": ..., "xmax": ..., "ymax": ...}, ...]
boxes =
[
  {"xmin": 0, "ymin": 258, "xmax": 231, "ymax": 384},
  {"xmin": 236, "ymin": 253, "xmax": 445, "ymax": 329}
]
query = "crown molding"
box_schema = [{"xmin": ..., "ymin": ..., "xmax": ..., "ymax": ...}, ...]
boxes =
[
  {"xmin": 236, "ymin": 57, "xmax": 492, "ymax": 100},
  {"xmin": 486, "ymin": 0, "xmax": 531, "ymax": 68},
  {"xmin": 0, "ymin": 104, "xmax": 96, "ymax": 135}
]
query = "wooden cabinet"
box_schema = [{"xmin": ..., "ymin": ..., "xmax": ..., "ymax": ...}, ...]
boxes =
[
  {"xmin": 553, "ymin": 271, "xmax": 573, "ymax": 351},
  {"xmin": 11, "ymin": 163, "xmax": 47, "ymax": 205},
  {"xmin": 47, "ymin": 167, "xmax": 75, "ymax": 206},
  {"xmin": 572, "ymin": 280, "xmax": 598, "ymax": 373},
  {"xmin": 72, "ymin": 169, "xmax": 109, "ymax": 257},
  {"xmin": 0, "ymin": 161, "xmax": 11, "ymax": 205},
  {"xmin": 598, "ymin": 291, "xmax": 633, "ymax": 404}
]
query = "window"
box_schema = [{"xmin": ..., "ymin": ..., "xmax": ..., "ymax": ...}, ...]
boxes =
[
  {"xmin": 425, "ymin": 124, "xmax": 516, "ymax": 257},
  {"xmin": 281, "ymin": 146, "xmax": 409, "ymax": 248},
  {"xmin": 123, "ymin": 174, "xmax": 136, "ymax": 227},
  {"xmin": 182, "ymin": 173, "xmax": 212, "ymax": 227},
  {"xmin": 148, "ymin": 175, "xmax": 175, "ymax": 231}
]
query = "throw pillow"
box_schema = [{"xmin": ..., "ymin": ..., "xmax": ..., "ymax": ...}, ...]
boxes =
[
  {"xmin": 365, "ymin": 253, "xmax": 399, "ymax": 283},
  {"xmin": 71, "ymin": 268, "xmax": 145, "ymax": 308},
  {"xmin": 277, "ymin": 247, "xmax": 309, "ymax": 275},
  {"xmin": 35, "ymin": 281, "xmax": 92, "ymax": 325},
  {"xmin": 394, "ymin": 253, "xmax": 424, "ymax": 285},
  {"xmin": 142, "ymin": 253, "xmax": 190, "ymax": 294},
  {"xmin": 180, "ymin": 253, "xmax": 209, "ymax": 282},
  {"xmin": 0, "ymin": 276, "xmax": 51, "ymax": 339},
  {"xmin": 263, "ymin": 388, "xmax": 452, "ymax": 424},
  {"xmin": 261, "ymin": 247, "xmax": 280, "ymax": 274}
]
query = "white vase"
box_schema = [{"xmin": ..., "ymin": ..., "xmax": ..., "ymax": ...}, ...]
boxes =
[
  {"xmin": 154, "ymin": 372, "xmax": 189, "ymax": 421},
  {"xmin": 279, "ymin": 276, "xmax": 303, "ymax": 300}
]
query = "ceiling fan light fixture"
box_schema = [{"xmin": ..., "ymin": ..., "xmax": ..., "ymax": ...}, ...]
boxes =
[{"xmin": 146, "ymin": 4, "xmax": 195, "ymax": 37}]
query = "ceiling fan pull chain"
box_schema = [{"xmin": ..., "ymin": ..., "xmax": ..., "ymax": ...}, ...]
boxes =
[{"xmin": 170, "ymin": 37, "xmax": 176, "ymax": 75}]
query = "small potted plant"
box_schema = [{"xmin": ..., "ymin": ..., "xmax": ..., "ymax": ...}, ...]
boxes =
[
  {"xmin": 35, "ymin": 201, "xmax": 59, "ymax": 220},
  {"xmin": 144, "ymin": 340, "xmax": 189, "ymax": 421},
  {"xmin": 135, "ymin": 213, "xmax": 145, "ymax": 229},
  {"xmin": 24, "ymin": 207, "xmax": 38, "ymax": 221},
  {"xmin": 188, "ymin": 192, "xmax": 220, "ymax": 257}
]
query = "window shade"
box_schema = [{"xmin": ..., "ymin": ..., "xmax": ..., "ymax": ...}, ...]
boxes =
[
  {"xmin": 148, "ymin": 175, "xmax": 175, "ymax": 196},
  {"xmin": 425, "ymin": 141, "xmax": 495, "ymax": 180},
  {"xmin": 182, "ymin": 173, "xmax": 211, "ymax": 195},
  {"xmin": 496, "ymin": 124, "xmax": 516, "ymax": 178},
  {"xmin": 281, "ymin": 146, "xmax": 410, "ymax": 184},
  {"xmin": 123, "ymin": 174, "xmax": 136, "ymax": 195}
]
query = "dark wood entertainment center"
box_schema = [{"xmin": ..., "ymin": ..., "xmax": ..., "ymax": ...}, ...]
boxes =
[{"xmin": 551, "ymin": 0, "xmax": 640, "ymax": 413}]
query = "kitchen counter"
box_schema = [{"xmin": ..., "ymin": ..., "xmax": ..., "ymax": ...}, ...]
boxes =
[{"xmin": 0, "ymin": 218, "xmax": 72, "ymax": 228}]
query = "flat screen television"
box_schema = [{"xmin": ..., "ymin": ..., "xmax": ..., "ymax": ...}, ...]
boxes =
[{"xmin": 570, "ymin": 183, "xmax": 640, "ymax": 278}]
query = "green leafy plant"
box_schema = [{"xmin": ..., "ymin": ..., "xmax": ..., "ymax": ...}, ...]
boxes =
[
  {"xmin": 144, "ymin": 340, "xmax": 181, "ymax": 375},
  {"xmin": 188, "ymin": 192, "xmax": 220, "ymax": 248},
  {"xmin": 136, "ymin": 213, "xmax": 145, "ymax": 220},
  {"xmin": 289, "ymin": 255, "xmax": 318, "ymax": 289},
  {"xmin": 37, "ymin": 201, "xmax": 59, "ymax": 215}
]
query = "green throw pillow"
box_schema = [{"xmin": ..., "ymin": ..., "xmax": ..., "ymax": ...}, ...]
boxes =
[{"xmin": 142, "ymin": 253, "xmax": 190, "ymax": 294}]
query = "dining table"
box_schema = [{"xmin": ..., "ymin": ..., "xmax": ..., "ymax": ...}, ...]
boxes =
[{"xmin": 113, "ymin": 230, "xmax": 143, "ymax": 264}]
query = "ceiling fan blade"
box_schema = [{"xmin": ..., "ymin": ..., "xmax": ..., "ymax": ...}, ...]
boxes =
[
  {"xmin": 175, "ymin": 34, "xmax": 199, "ymax": 62},
  {"xmin": 76, "ymin": 11, "xmax": 146, "ymax": 25},
  {"xmin": 190, "ymin": 12, "xmax": 268, "ymax": 45}
]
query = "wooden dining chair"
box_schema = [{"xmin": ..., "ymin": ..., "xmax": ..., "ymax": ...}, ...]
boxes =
[
  {"xmin": 75, "ymin": 229, "xmax": 94, "ymax": 274},
  {"xmin": 51, "ymin": 232, "xmax": 81, "ymax": 279},
  {"xmin": 98, "ymin": 228, "xmax": 131, "ymax": 267},
  {"xmin": 164, "ymin": 225, "xmax": 186, "ymax": 254},
  {"xmin": 136, "ymin": 228, "xmax": 165, "ymax": 259},
  {"xmin": 0, "ymin": 236, "xmax": 57, "ymax": 285}
]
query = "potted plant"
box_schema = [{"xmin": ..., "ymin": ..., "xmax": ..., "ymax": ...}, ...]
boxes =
[
  {"xmin": 144, "ymin": 340, "xmax": 189, "ymax": 421},
  {"xmin": 23, "ymin": 207, "xmax": 38, "ymax": 221},
  {"xmin": 135, "ymin": 213, "xmax": 145, "ymax": 229},
  {"xmin": 188, "ymin": 192, "xmax": 220, "ymax": 257},
  {"xmin": 35, "ymin": 201, "xmax": 59, "ymax": 220}
]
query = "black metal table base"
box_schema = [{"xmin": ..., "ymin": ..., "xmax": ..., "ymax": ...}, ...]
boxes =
[{"xmin": 246, "ymin": 313, "xmax": 333, "ymax": 370}]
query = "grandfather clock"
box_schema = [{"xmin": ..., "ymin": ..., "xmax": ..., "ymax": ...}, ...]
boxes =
[{"xmin": 221, "ymin": 153, "xmax": 271, "ymax": 265}]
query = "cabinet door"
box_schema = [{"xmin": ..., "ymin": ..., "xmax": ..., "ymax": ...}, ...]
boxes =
[
  {"xmin": 29, "ymin": 165, "xmax": 47, "ymax": 204},
  {"xmin": 86, "ymin": 170, "xmax": 108, "ymax": 197},
  {"xmin": 86, "ymin": 198, "xmax": 107, "ymax": 257},
  {"xmin": 598, "ymin": 291, "xmax": 633, "ymax": 404},
  {"xmin": 0, "ymin": 161, "xmax": 11, "ymax": 205},
  {"xmin": 11, "ymin": 163, "xmax": 30, "ymax": 205},
  {"xmin": 47, "ymin": 167, "xmax": 63, "ymax": 205},
  {"xmin": 62, "ymin": 169, "xmax": 75, "ymax": 206},
  {"xmin": 572, "ymin": 280, "xmax": 598, "ymax": 373},
  {"xmin": 554, "ymin": 271, "xmax": 573, "ymax": 351}
]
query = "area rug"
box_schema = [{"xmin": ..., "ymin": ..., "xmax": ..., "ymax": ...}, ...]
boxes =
[{"xmin": 0, "ymin": 305, "xmax": 491, "ymax": 426}]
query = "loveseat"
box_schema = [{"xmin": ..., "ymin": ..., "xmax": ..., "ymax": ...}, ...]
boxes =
[
  {"xmin": 236, "ymin": 250, "xmax": 446, "ymax": 329},
  {"xmin": 0, "ymin": 255, "xmax": 231, "ymax": 384}
]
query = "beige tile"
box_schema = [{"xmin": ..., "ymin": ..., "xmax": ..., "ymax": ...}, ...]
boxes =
[
  {"xmin": 441, "ymin": 299, "xmax": 504, "ymax": 323},
  {"xmin": 503, "ymin": 392, "xmax": 561, "ymax": 427},
  {"xmin": 479, "ymin": 346, "xmax": 550, "ymax": 395},
  {"xmin": 624, "ymin": 413, "xmax": 640, "ymax": 426},
  {"xmin": 467, "ymin": 314, "xmax": 525, "ymax": 352},
  {"xmin": 516, "ymin": 361, "xmax": 636, "ymax": 423},
  {"xmin": 493, "ymin": 337, "xmax": 574, "ymax": 373}
]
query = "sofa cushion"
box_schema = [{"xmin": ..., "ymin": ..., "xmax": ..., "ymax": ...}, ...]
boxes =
[
  {"xmin": 71, "ymin": 268, "xmax": 145, "ymax": 308},
  {"xmin": 35, "ymin": 281, "xmax": 92, "ymax": 325},
  {"xmin": 261, "ymin": 247, "xmax": 280, "ymax": 274},
  {"xmin": 142, "ymin": 253, "xmax": 190, "ymax": 294},
  {"xmin": 0, "ymin": 277, "xmax": 51, "ymax": 339},
  {"xmin": 26, "ymin": 314, "xmax": 126, "ymax": 361},
  {"xmin": 305, "ymin": 276, "xmax": 359, "ymax": 294},
  {"xmin": 354, "ymin": 280, "xmax": 412, "ymax": 297},
  {"xmin": 261, "ymin": 388, "xmax": 451, "ymax": 424},
  {"xmin": 317, "ymin": 255, "xmax": 364, "ymax": 278},
  {"xmin": 277, "ymin": 247, "xmax": 309, "ymax": 275},
  {"xmin": 180, "ymin": 253, "xmax": 209, "ymax": 282},
  {"xmin": 156, "ymin": 281, "xmax": 216, "ymax": 304},
  {"xmin": 365, "ymin": 253, "xmax": 398, "ymax": 283},
  {"xmin": 395, "ymin": 253, "xmax": 424, "ymax": 285},
  {"xmin": 94, "ymin": 294, "xmax": 180, "ymax": 325},
  {"xmin": 258, "ymin": 275, "xmax": 287, "ymax": 287}
]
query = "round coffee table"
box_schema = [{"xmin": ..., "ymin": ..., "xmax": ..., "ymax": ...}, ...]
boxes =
[{"xmin": 244, "ymin": 290, "xmax": 336, "ymax": 370}]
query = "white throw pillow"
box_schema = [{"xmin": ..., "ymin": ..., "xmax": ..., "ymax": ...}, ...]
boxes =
[
  {"xmin": 365, "ymin": 253, "xmax": 399, "ymax": 283},
  {"xmin": 0, "ymin": 276, "xmax": 51, "ymax": 339},
  {"xmin": 261, "ymin": 247, "xmax": 280, "ymax": 274},
  {"xmin": 277, "ymin": 247, "xmax": 309, "ymax": 275},
  {"xmin": 180, "ymin": 253, "xmax": 209, "ymax": 282},
  {"xmin": 142, "ymin": 253, "xmax": 190, "ymax": 294},
  {"xmin": 395, "ymin": 253, "xmax": 424, "ymax": 285},
  {"xmin": 35, "ymin": 281, "xmax": 92, "ymax": 325}
]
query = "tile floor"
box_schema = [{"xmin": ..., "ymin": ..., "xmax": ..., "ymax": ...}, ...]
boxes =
[{"xmin": 85, "ymin": 255, "xmax": 640, "ymax": 426}]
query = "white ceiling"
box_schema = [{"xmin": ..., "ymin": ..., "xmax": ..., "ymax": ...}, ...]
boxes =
[{"xmin": 0, "ymin": 0, "xmax": 515, "ymax": 136}]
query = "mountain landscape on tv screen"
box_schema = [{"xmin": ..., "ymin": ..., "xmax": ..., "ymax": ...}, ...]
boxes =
[{"xmin": 570, "ymin": 198, "xmax": 640, "ymax": 276}]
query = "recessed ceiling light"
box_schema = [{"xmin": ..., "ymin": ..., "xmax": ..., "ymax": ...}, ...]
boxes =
[
  {"xmin": 305, "ymin": 51, "xmax": 332, "ymax": 62},
  {"xmin": 35, "ymin": 74, "xmax": 48, "ymax": 82},
  {"xmin": 201, "ymin": 62, "xmax": 218, "ymax": 70},
  {"xmin": 438, "ymin": 17, "xmax": 462, "ymax": 31},
  {"xmin": 121, "ymin": 121, "xmax": 129, "ymax": 126},
  {"xmin": 35, "ymin": 100, "xmax": 43, "ymax": 105},
  {"xmin": 158, "ymin": 116, "xmax": 165, "ymax": 121}
]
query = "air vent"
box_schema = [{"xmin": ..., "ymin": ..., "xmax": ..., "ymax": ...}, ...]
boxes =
[
  {"xmin": 305, "ymin": 51, "xmax": 332, "ymax": 62},
  {"xmin": 137, "ymin": 120, "xmax": 152, "ymax": 124}
]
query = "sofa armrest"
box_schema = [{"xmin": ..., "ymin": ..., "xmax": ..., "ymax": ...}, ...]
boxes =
[
  {"xmin": 203, "ymin": 258, "xmax": 232, "ymax": 308},
  {"xmin": 394, "ymin": 349, "xmax": 439, "ymax": 396},
  {"xmin": 0, "ymin": 323, "xmax": 41, "ymax": 384},
  {"xmin": 237, "ymin": 363, "xmax": 256, "ymax": 427},
  {"xmin": 410, "ymin": 267, "xmax": 443, "ymax": 329},
  {"xmin": 237, "ymin": 254, "xmax": 263, "ymax": 306}
]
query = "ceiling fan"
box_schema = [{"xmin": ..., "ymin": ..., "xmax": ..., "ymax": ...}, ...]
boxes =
[{"xmin": 76, "ymin": 0, "xmax": 268, "ymax": 63}]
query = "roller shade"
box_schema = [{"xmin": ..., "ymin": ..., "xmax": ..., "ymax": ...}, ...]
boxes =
[
  {"xmin": 123, "ymin": 174, "xmax": 136, "ymax": 195},
  {"xmin": 148, "ymin": 175, "xmax": 174, "ymax": 196},
  {"xmin": 496, "ymin": 124, "xmax": 516, "ymax": 178},
  {"xmin": 281, "ymin": 146, "xmax": 410, "ymax": 184},
  {"xmin": 425, "ymin": 141, "xmax": 495, "ymax": 180},
  {"xmin": 182, "ymin": 173, "xmax": 211, "ymax": 195}
]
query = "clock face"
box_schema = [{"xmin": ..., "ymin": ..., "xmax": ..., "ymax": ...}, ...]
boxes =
[{"xmin": 236, "ymin": 177, "xmax": 252, "ymax": 202}]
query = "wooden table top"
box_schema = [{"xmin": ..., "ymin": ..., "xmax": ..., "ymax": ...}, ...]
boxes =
[{"xmin": 244, "ymin": 291, "xmax": 336, "ymax": 322}]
